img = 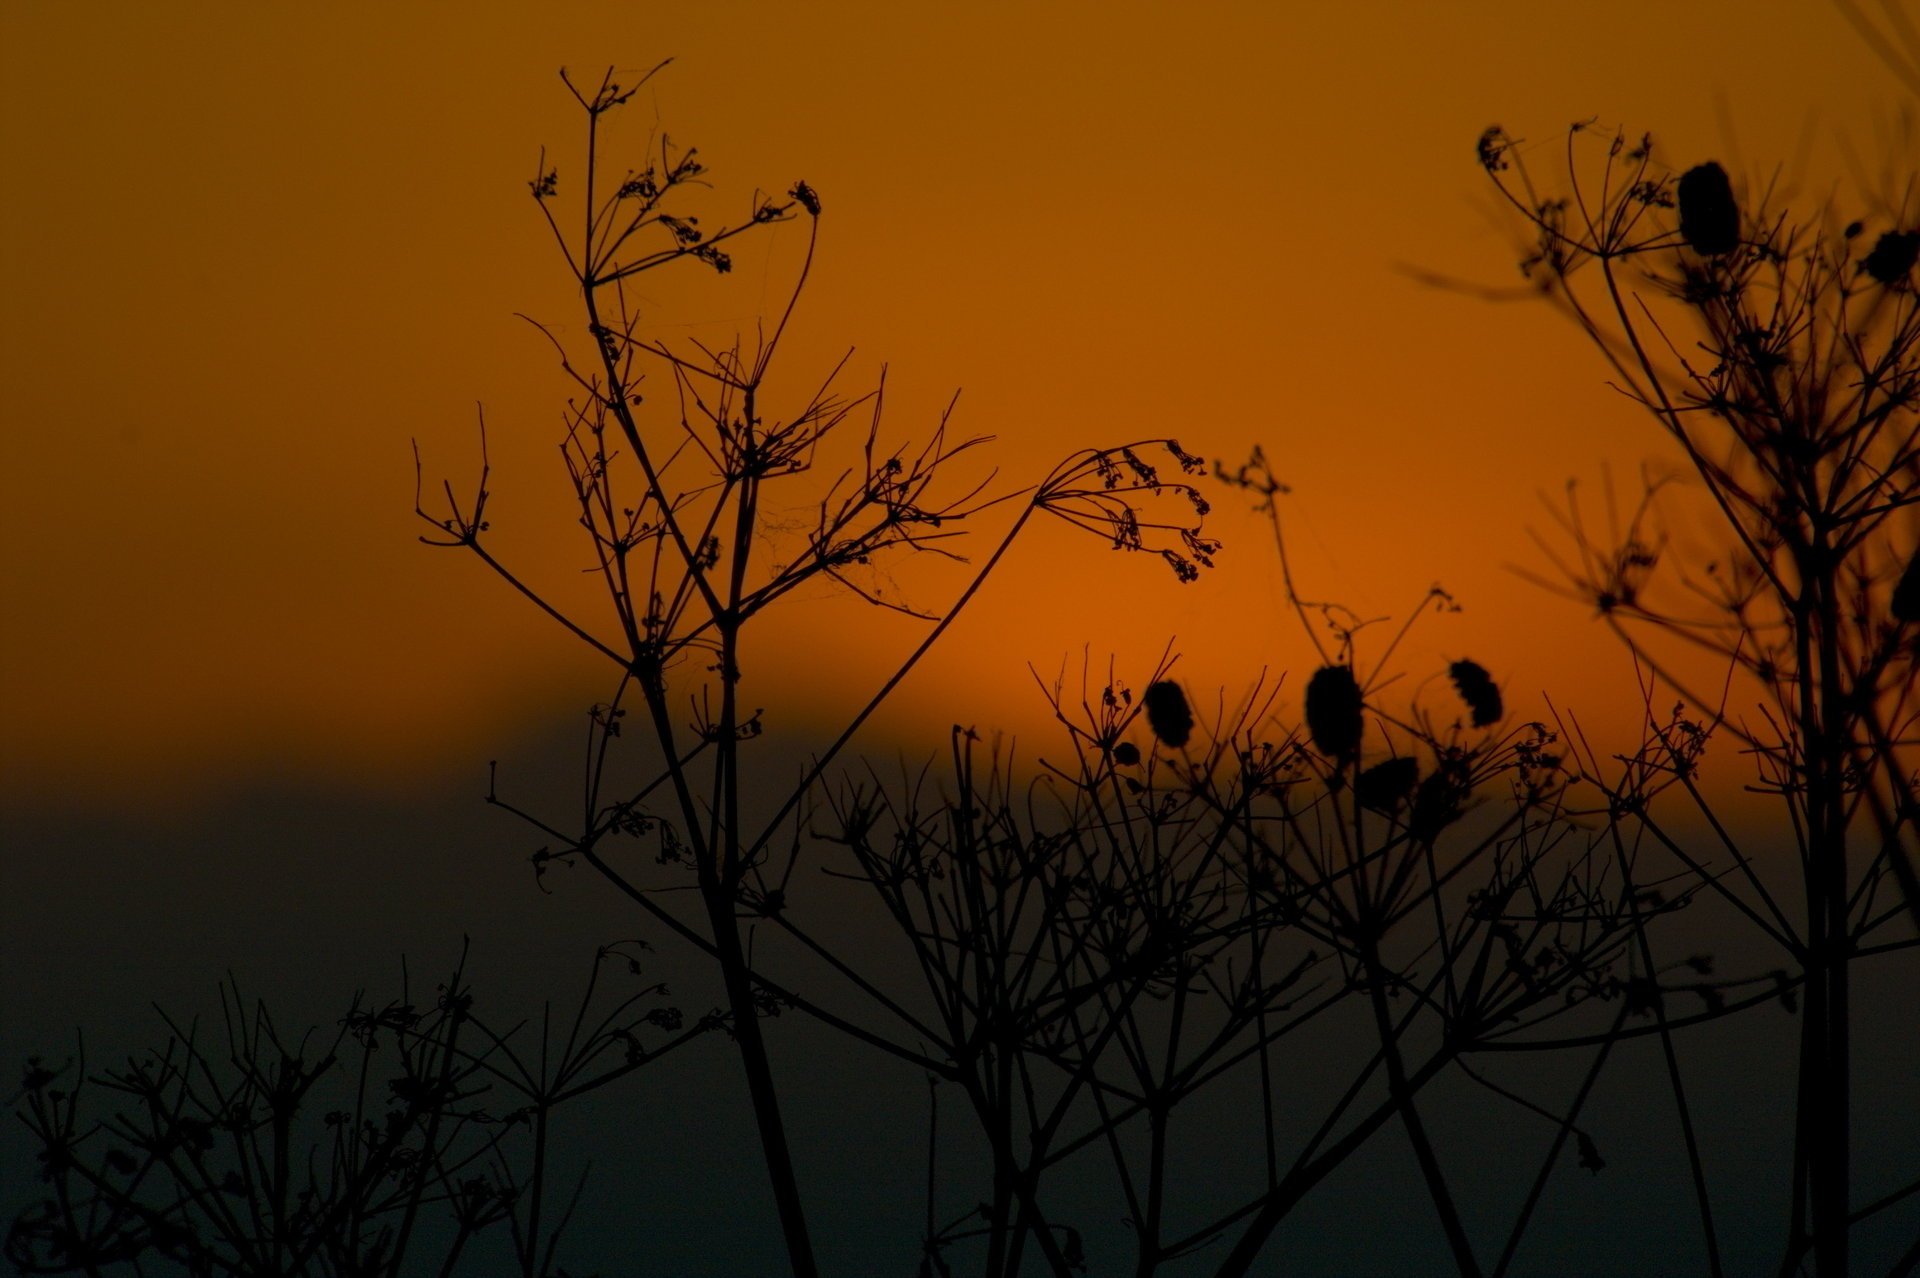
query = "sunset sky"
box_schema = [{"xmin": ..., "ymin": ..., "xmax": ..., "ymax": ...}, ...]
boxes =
[
  {"xmin": 3, "ymin": 5, "xmax": 1916, "ymax": 1273},
  {"xmin": 1, "ymin": 3, "xmax": 1897, "ymax": 805}
]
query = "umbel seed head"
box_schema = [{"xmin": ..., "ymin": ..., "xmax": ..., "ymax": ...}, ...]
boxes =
[
  {"xmin": 1305, "ymin": 665, "xmax": 1364, "ymax": 760},
  {"xmin": 1355, "ymin": 756, "xmax": 1419, "ymax": 812},
  {"xmin": 1409, "ymin": 769, "xmax": 1465, "ymax": 845},
  {"xmin": 1864, "ymin": 231, "xmax": 1920, "ymax": 287},
  {"xmin": 1677, "ymin": 162, "xmax": 1740, "ymax": 256},
  {"xmin": 1448, "ymin": 659, "xmax": 1503, "ymax": 728},
  {"xmin": 1143, "ymin": 681, "xmax": 1194, "ymax": 749}
]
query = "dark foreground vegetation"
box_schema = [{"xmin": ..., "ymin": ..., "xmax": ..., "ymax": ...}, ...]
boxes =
[{"xmin": 12, "ymin": 38, "xmax": 1920, "ymax": 1277}]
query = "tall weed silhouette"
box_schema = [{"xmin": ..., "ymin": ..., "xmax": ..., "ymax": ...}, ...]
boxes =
[{"xmin": 1477, "ymin": 109, "xmax": 1920, "ymax": 1275}]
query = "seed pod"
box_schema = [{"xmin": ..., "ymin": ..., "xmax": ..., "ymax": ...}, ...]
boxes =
[
  {"xmin": 1112, "ymin": 741, "xmax": 1142, "ymax": 767},
  {"xmin": 1864, "ymin": 230, "xmax": 1919, "ymax": 286},
  {"xmin": 1355, "ymin": 756, "xmax": 1419, "ymax": 812},
  {"xmin": 1143, "ymin": 681, "xmax": 1193, "ymax": 749},
  {"xmin": 1893, "ymin": 548, "xmax": 1920, "ymax": 623},
  {"xmin": 1448, "ymin": 659, "xmax": 1503, "ymax": 728},
  {"xmin": 1305, "ymin": 665, "xmax": 1363, "ymax": 760},
  {"xmin": 1677, "ymin": 162, "xmax": 1739, "ymax": 256},
  {"xmin": 1409, "ymin": 769, "xmax": 1465, "ymax": 845}
]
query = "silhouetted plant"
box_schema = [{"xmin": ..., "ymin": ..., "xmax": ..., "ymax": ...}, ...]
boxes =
[
  {"xmin": 410, "ymin": 64, "xmax": 1668, "ymax": 1278},
  {"xmin": 1479, "ymin": 117, "xmax": 1920, "ymax": 1276},
  {"xmin": 412, "ymin": 65, "xmax": 1215, "ymax": 1277},
  {"xmin": 1193, "ymin": 449, "xmax": 1716, "ymax": 1278},
  {"xmin": 1143, "ymin": 679, "xmax": 1195, "ymax": 749},
  {"xmin": 758, "ymin": 446, "xmax": 1711, "ymax": 1276},
  {"xmin": 1303, "ymin": 664, "xmax": 1364, "ymax": 762},
  {"xmin": 6, "ymin": 946, "xmax": 696, "ymax": 1276},
  {"xmin": 1448, "ymin": 660, "xmax": 1502, "ymax": 729}
]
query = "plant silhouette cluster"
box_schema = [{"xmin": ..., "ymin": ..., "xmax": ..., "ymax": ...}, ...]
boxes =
[
  {"xmin": 1477, "ymin": 111, "xmax": 1920, "ymax": 1276},
  {"xmin": 8, "ymin": 947, "xmax": 698, "ymax": 1276},
  {"xmin": 13, "ymin": 54, "xmax": 1920, "ymax": 1278}
]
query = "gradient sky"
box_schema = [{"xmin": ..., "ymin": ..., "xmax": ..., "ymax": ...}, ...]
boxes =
[{"xmin": 0, "ymin": 3, "xmax": 1899, "ymax": 804}]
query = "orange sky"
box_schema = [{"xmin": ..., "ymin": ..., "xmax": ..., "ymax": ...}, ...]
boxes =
[{"xmin": 0, "ymin": 2, "xmax": 1900, "ymax": 804}]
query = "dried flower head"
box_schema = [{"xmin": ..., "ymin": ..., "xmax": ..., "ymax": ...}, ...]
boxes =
[
  {"xmin": 1677, "ymin": 162, "xmax": 1739, "ymax": 256},
  {"xmin": 1475, "ymin": 125, "xmax": 1511, "ymax": 173},
  {"xmin": 1355, "ymin": 755, "xmax": 1419, "ymax": 812},
  {"xmin": 1448, "ymin": 659, "xmax": 1503, "ymax": 727},
  {"xmin": 1304, "ymin": 665, "xmax": 1363, "ymax": 760},
  {"xmin": 1143, "ymin": 681, "xmax": 1193, "ymax": 749},
  {"xmin": 1408, "ymin": 760, "xmax": 1468, "ymax": 845},
  {"xmin": 1863, "ymin": 230, "xmax": 1919, "ymax": 286}
]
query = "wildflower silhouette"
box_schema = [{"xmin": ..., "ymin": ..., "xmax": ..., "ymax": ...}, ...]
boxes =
[{"xmin": 1480, "ymin": 114, "xmax": 1920, "ymax": 1276}]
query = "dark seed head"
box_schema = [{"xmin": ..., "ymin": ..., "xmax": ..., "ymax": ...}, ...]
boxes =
[
  {"xmin": 1409, "ymin": 768, "xmax": 1467, "ymax": 845},
  {"xmin": 1143, "ymin": 681, "xmax": 1193, "ymax": 749},
  {"xmin": 1112, "ymin": 741, "xmax": 1142, "ymax": 767},
  {"xmin": 1448, "ymin": 659, "xmax": 1503, "ymax": 728},
  {"xmin": 1677, "ymin": 162, "xmax": 1740, "ymax": 256},
  {"xmin": 1863, "ymin": 230, "xmax": 1919, "ymax": 286},
  {"xmin": 1355, "ymin": 756, "xmax": 1419, "ymax": 812},
  {"xmin": 1304, "ymin": 665, "xmax": 1364, "ymax": 760}
]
